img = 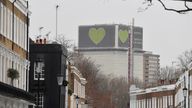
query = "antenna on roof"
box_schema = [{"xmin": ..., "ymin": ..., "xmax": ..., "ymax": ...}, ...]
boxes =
[
  {"xmin": 38, "ymin": 27, "xmax": 44, "ymax": 38},
  {"xmin": 45, "ymin": 31, "xmax": 51, "ymax": 37}
]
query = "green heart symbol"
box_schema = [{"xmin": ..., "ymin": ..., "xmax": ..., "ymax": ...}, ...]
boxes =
[
  {"xmin": 119, "ymin": 30, "xmax": 128, "ymax": 43},
  {"xmin": 88, "ymin": 28, "xmax": 106, "ymax": 45}
]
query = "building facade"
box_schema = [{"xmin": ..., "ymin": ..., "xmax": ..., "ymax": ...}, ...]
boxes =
[
  {"xmin": 143, "ymin": 51, "xmax": 160, "ymax": 86},
  {"xmin": 0, "ymin": 0, "xmax": 35, "ymax": 107},
  {"xmin": 130, "ymin": 69, "xmax": 192, "ymax": 108},
  {"xmin": 133, "ymin": 50, "xmax": 144, "ymax": 82},
  {"xmin": 67, "ymin": 63, "xmax": 87, "ymax": 108},
  {"xmin": 133, "ymin": 51, "xmax": 160, "ymax": 87},
  {"xmin": 29, "ymin": 43, "xmax": 68, "ymax": 108},
  {"xmin": 130, "ymin": 84, "xmax": 175, "ymax": 108},
  {"xmin": 77, "ymin": 24, "xmax": 143, "ymax": 79}
]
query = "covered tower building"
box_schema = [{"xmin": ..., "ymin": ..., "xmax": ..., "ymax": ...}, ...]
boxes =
[{"xmin": 77, "ymin": 24, "xmax": 143, "ymax": 79}]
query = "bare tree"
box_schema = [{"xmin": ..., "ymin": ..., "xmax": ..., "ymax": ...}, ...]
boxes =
[
  {"xmin": 153, "ymin": 66, "xmax": 181, "ymax": 86},
  {"xmin": 55, "ymin": 34, "xmax": 74, "ymax": 49},
  {"xmin": 131, "ymin": 77, "xmax": 145, "ymax": 88},
  {"xmin": 142, "ymin": 0, "xmax": 192, "ymax": 13},
  {"xmin": 109, "ymin": 77, "xmax": 129, "ymax": 108},
  {"xmin": 72, "ymin": 54, "xmax": 129, "ymax": 108},
  {"xmin": 178, "ymin": 49, "xmax": 192, "ymax": 71},
  {"xmin": 56, "ymin": 37, "xmax": 115, "ymax": 107},
  {"xmin": 72, "ymin": 54, "xmax": 113, "ymax": 107}
]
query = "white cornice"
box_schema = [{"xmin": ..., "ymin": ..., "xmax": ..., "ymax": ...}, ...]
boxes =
[{"xmin": 9, "ymin": 0, "xmax": 31, "ymax": 16}]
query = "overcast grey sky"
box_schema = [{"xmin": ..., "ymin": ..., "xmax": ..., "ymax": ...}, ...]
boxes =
[{"xmin": 29, "ymin": 0, "xmax": 192, "ymax": 67}]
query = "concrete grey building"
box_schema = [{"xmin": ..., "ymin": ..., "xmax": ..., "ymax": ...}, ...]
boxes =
[
  {"xmin": 133, "ymin": 51, "xmax": 160, "ymax": 87},
  {"xmin": 78, "ymin": 24, "xmax": 143, "ymax": 51},
  {"xmin": 143, "ymin": 51, "xmax": 160, "ymax": 86}
]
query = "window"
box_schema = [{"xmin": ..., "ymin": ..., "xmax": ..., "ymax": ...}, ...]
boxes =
[
  {"xmin": 34, "ymin": 60, "xmax": 45, "ymax": 80},
  {"xmin": 3, "ymin": 4, "xmax": 6, "ymax": 36},
  {"xmin": 1, "ymin": 4, "xmax": 5, "ymax": 35},
  {"xmin": 24, "ymin": 23, "xmax": 27, "ymax": 50},
  {"xmin": 81, "ymin": 85, "xmax": 85, "ymax": 98},
  {"xmin": 8, "ymin": 9, "xmax": 12, "ymax": 40},
  {"xmin": 34, "ymin": 93, "xmax": 44, "ymax": 108},
  {"xmin": 6, "ymin": 8, "xmax": 9, "ymax": 38}
]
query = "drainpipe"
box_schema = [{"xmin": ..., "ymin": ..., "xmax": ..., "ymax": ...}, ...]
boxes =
[
  {"xmin": 26, "ymin": 0, "xmax": 29, "ymax": 92},
  {"xmin": 12, "ymin": 0, "xmax": 17, "ymax": 68}
]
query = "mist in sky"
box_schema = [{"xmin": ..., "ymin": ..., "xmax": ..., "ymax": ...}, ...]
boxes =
[{"xmin": 29, "ymin": 0, "xmax": 192, "ymax": 67}]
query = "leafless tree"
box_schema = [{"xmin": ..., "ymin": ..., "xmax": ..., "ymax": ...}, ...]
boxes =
[
  {"xmin": 55, "ymin": 34, "xmax": 74, "ymax": 49},
  {"xmin": 131, "ymin": 77, "xmax": 145, "ymax": 88},
  {"xmin": 109, "ymin": 77, "xmax": 129, "ymax": 108},
  {"xmin": 56, "ymin": 37, "xmax": 116, "ymax": 107},
  {"xmin": 142, "ymin": 0, "xmax": 192, "ymax": 13},
  {"xmin": 153, "ymin": 66, "xmax": 182, "ymax": 86},
  {"xmin": 178, "ymin": 49, "xmax": 192, "ymax": 71},
  {"xmin": 72, "ymin": 54, "xmax": 113, "ymax": 107},
  {"xmin": 53, "ymin": 34, "xmax": 78, "ymax": 61},
  {"xmin": 72, "ymin": 53, "xmax": 130, "ymax": 108}
]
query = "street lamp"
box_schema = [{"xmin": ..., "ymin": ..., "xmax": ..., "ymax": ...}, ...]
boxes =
[
  {"xmin": 183, "ymin": 87, "xmax": 187, "ymax": 108},
  {"xmin": 56, "ymin": 5, "xmax": 59, "ymax": 40},
  {"xmin": 57, "ymin": 74, "xmax": 64, "ymax": 108},
  {"xmin": 76, "ymin": 95, "xmax": 79, "ymax": 108}
]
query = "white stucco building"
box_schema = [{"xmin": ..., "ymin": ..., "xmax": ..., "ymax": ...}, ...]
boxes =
[
  {"xmin": 130, "ymin": 69, "xmax": 192, "ymax": 108},
  {"xmin": 68, "ymin": 64, "xmax": 87, "ymax": 108},
  {"xmin": 0, "ymin": 0, "xmax": 34, "ymax": 107}
]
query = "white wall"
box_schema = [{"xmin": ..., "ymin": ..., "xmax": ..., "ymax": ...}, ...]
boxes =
[
  {"xmin": 175, "ymin": 72, "xmax": 189, "ymax": 108},
  {"xmin": 0, "ymin": 2, "xmax": 28, "ymax": 50},
  {"xmin": 81, "ymin": 50, "xmax": 128, "ymax": 78},
  {"xmin": 133, "ymin": 52, "xmax": 144, "ymax": 82},
  {"xmin": 0, "ymin": 45, "xmax": 29, "ymax": 90},
  {"xmin": 0, "ymin": 95, "xmax": 32, "ymax": 108}
]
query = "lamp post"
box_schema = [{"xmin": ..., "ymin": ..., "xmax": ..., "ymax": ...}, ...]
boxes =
[
  {"xmin": 183, "ymin": 75, "xmax": 188, "ymax": 108},
  {"xmin": 57, "ymin": 74, "xmax": 64, "ymax": 108},
  {"xmin": 56, "ymin": 5, "xmax": 59, "ymax": 40},
  {"xmin": 76, "ymin": 96, "xmax": 79, "ymax": 108},
  {"xmin": 183, "ymin": 87, "xmax": 187, "ymax": 108}
]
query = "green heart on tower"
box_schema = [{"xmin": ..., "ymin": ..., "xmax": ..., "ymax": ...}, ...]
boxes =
[
  {"xmin": 118, "ymin": 29, "xmax": 128, "ymax": 43},
  {"xmin": 88, "ymin": 27, "xmax": 106, "ymax": 45}
]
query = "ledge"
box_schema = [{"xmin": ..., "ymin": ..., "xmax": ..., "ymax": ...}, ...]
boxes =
[{"xmin": 0, "ymin": 82, "xmax": 35, "ymax": 103}]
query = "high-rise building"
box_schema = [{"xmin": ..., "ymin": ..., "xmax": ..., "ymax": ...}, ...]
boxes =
[
  {"xmin": 0, "ymin": 0, "xmax": 34, "ymax": 107},
  {"xmin": 133, "ymin": 50, "xmax": 145, "ymax": 82},
  {"xmin": 133, "ymin": 51, "xmax": 160, "ymax": 86},
  {"xmin": 77, "ymin": 24, "xmax": 143, "ymax": 78},
  {"xmin": 143, "ymin": 51, "xmax": 160, "ymax": 86}
]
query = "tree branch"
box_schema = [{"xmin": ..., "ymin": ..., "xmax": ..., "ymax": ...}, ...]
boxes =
[
  {"xmin": 158, "ymin": 0, "xmax": 192, "ymax": 13},
  {"xmin": 184, "ymin": 1, "xmax": 190, "ymax": 9}
]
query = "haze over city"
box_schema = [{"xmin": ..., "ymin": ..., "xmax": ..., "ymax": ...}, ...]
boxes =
[
  {"xmin": 29, "ymin": 0, "xmax": 192, "ymax": 67},
  {"xmin": 1, "ymin": 0, "xmax": 192, "ymax": 107}
]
